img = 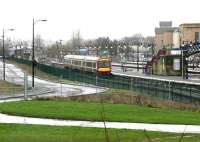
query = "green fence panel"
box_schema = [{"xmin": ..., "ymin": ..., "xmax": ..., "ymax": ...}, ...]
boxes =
[{"xmin": 10, "ymin": 57, "xmax": 200, "ymax": 104}]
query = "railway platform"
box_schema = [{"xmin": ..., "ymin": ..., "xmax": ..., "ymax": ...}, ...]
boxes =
[{"xmin": 112, "ymin": 66, "xmax": 200, "ymax": 85}]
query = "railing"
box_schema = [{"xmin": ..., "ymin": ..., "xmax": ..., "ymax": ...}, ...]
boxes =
[{"xmin": 9, "ymin": 57, "xmax": 200, "ymax": 104}]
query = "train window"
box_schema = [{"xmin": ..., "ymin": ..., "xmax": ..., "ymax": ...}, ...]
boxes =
[
  {"xmin": 82, "ymin": 61, "xmax": 86, "ymax": 67},
  {"xmin": 77, "ymin": 61, "xmax": 81, "ymax": 66},
  {"xmin": 98, "ymin": 60, "xmax": 110, "ymax": 67},
  {"xmin": 73, "ymin": 60, "xmax": 77, "ymax": 65},
  {"xmin": 86, "ymin": 62, "xmax": 92, "ymax": 67},
  {"xmin": 93, "ymin": 62, "xmax": 96, "ymax": 68},
  {"xmin": 65, "ymin": 59, "xmax": 70, "ymax": 64}
]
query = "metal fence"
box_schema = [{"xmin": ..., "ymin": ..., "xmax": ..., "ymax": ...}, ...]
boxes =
[
  {"xmin": 11, "ymin": 58, "xmax": 200, "ymax": 104},
  {"xmin": 0, "ymin": 61, "xmax": 55, "ymax": 100}
]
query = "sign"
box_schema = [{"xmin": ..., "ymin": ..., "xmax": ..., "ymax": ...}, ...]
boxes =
[
  {"xmin": 173, "ymin": 58, "xmax": 180, "ymax": 70},
  {"xmin": 171, "ymin": 50, "xmax": 181, "ymax": 55}
]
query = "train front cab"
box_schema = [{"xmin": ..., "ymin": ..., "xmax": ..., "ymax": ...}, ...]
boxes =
[{"xmin": 97, "ymin": 57, "xmax": 111, "ymax": 75}]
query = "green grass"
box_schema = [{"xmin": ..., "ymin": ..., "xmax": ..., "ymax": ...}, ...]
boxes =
[
  {"xmin": 0, "ymin": 100, "xmax": 200, "ymax": 125},
  {"xmin": 0, "ymin": 80, "xmax": 24, "ymax": 95},
  {"xmin": 0, "ymin": 123, "xmax": 199, "ymax": 142}
]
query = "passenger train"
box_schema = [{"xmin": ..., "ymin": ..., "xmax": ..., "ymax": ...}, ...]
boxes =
[{"xmin": 62, "ymin": 55, "xmax": 112, "ymax": 74}]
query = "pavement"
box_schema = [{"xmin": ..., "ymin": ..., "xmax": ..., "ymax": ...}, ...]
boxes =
[{"xmin": 0, "ymin": 112, "xmax": 200, "ymax": 134}]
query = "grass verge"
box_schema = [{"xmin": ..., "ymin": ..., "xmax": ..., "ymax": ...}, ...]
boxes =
[
  {"xmin": 0, "ymin": 100, "xmax": 200, "ymax": 125},
  {"xmin": 0, "ymin": 123, "xmax": 199, "ymax": 142},
  {"xmin": 0, "ymin": 80, "xmax": 24, "ymax": 95},
  {"xmin": 57, "ymin": 89, "xmax": 200, "ymax": 111}
]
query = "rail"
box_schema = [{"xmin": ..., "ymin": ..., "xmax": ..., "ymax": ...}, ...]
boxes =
[{"xmin": 112, "ymin": 62, "xmax": 145, "ymax": 69}]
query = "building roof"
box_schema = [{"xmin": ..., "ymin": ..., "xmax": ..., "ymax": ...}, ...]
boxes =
[
  {"xmin": 159, "ymin": 21, "xmax": 172, "ymax": 27},
  {"xmin": 180, "ymin": 23, "xmax": 200, "ymax": 28},
  {"xmin": 155, "ymin": 27, "xmax": 178, "ymax": 34}
]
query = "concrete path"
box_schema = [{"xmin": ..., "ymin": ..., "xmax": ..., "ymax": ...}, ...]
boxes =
[{"xmin": 0, "ymin": 113, "xmax": 200, "ymax": 134}]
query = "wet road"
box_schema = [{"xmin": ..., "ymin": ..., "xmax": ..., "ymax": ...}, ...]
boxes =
[{"xmin": 0, "ymin": 61, "xmax": 106, "ymax": 98}]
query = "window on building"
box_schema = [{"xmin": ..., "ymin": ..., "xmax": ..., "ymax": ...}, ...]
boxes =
[
  {"xmin": 173, "ymin": 58, "xmax": 180, "ymax": 71},
  {"xmin": 195, "ymin": 32, "xmax": 199, "ymax": 42},
  {"xmin": 161, "ymin": 40, "xmax": 164, "ymax": 48}
]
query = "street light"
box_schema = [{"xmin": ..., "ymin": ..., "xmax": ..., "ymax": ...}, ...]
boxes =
[
  {"xmin": 2, "ymin": 28, "xmax": 14, "ymax": 80},
  {"xmin": 59, "ymin": 40, "xmax": 63, "ymax": 61},
  {"xmin": 137, "ymin": 45, "xmax": 139, "ymax": 72},
  {"xmin": 110, "ymin": 46, "xmax": 113, "ymax": 56},
  {"xmin": 181, "ymin": 44, "xmax": 188, "ymax": 79},
  {"xmin": 56, "ymin": 40, "xmax": 63, "ymax": 61},
  {"xmin": 96, "ymin": 46, "xmax": 101, "ymax": 56},
  {"xmin": 32, "ymin": 18, "xmax": 47, "ymax": 87}
]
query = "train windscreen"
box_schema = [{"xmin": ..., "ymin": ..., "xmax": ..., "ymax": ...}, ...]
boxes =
[{"xmin": 98, "ymin": 60, "xmax": 110, "ymax": 68}]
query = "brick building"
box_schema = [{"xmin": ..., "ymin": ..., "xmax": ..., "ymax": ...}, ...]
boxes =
[
  {"xmin": 155, "ymin": 22, "xmax": 200, "ymax": 53},
  {"xmin": 179, "ymin": 23, "xmax": 200, "ymax": 44},
  {"xmin": 155, "ymin": 21, "xmax": 178, "ymax": 53}
]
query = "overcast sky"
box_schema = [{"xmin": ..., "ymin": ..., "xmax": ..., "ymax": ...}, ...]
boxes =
[{"xmin": 0, "ymin": 0, "xmax": 200, "ymax": 42}]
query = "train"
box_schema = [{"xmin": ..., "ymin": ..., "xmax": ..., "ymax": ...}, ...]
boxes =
[{"xmin": 63, "ymin": 55, "xmax": 112, "ymax": 74}]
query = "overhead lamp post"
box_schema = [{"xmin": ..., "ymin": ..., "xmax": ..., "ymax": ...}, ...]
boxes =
[
  {"xmin": 32, "ymin": 18, "xmax": 47, "ymax": 87},
  {"xmin": 2, "ymin": 28, "xmax": 14, "ymax": 80},
  {"xmin": 56, "ymin": 41, "xmax": 59, "ymax": 61},
  {"xmin": 181, "ymin": 44, "xmax": 188, "ymax": 79},
  {"xmin": 19, "ymin": 41, "xmax": 22, "ymax": 58},
  {"xmin": 56, "ymin": 40, "xmax": 63, "ymax": 61},
  {"xmin": 137, "ymin": 45, "xmax": 139, "ymax": 72},
  {"xmin": 97, "ymin": 46, "xmax": 101, "ymax": 56},
  {"xmin": 59, "ymin": 40, "xmax": 63, "ymax": 61},
  {"xmin": 110, "ymin": 46, "xmax": 113, "ymax": 56}
]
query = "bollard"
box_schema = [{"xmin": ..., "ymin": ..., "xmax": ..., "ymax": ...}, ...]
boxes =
[
  {"xmin": 60, "ymin": 75, "xmax": 63, "ymax": 96},
  {"xmin": 168, "ymin": 81, "xmax": 171, "ymax": 100},
  {"xmin": 24, "ymin": 72, "xmax": 28, "ymax": 100}
]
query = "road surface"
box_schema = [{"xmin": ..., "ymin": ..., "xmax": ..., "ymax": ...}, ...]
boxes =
[{"xmin": 0, "ymin": 61, "xmax": 106, "ymax": 99}]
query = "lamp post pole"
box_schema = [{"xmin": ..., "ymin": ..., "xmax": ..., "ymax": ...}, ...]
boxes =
[
  {"xmin": 20, "ymin": 41, "xmax": 22, "ymax": 58},
  {"xmin": 181, "ymin": 49, "xmax": 184, "ymax": 79},
  {"xmin": 137, "ymin": 45, "xmax": 139, "ymax": 72},
  {"xmin": 60, "ymin": 40, "xmax": 63, "ymax": 61},
  {"xmin": 32, "ymin": 18, "xmax": 35, "ymax": 87},
  {"xmin": 2, "ymin": 29, "xmax": 5, "ymax": 80},
  {"xmin": 32, "ymin": 18, "xmax": 47, "ymax": 88}
]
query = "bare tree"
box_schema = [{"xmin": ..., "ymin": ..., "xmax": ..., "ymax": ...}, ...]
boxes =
[
  {"xmin": 71, "ymin": 30, "xmax": 82, "ymax": 54},
  {"xmin": 122, "ymin": 33, "xmax": 144, "ymax": 46},
  {"xmin": 46, "ymin": 43, "xmax": 58, "ymax": 59},
  {"xmin": 34, "ymin": 34, "xmax": 46, "ymax": 62},
  {"xmin": 144, "ymin": 36, "xmax": 155, "ymax": 55}
]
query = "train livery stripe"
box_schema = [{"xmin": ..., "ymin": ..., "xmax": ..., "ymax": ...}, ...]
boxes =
[{"xmin": 98, "ymin": 68, "xmax": 110, "ymax": 72}]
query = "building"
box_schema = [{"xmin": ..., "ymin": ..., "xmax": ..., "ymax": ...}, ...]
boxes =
[
  {"xmin": 155, "ymin": 22, "xmax": 200, "ymax": 53},
  {"xmin": 173, "ymin": 29, "xmax": 181, "ymax": 48},
  {"xmin": 151, "ymin": 22, "xmax": 200, "ymax": 76},
  {"xmin": 179, "ymin": 23, "xmax": 200, "ymax": 44},
  {"xmin": 155, "ymin": 21, "xmax": 178, "ymax": 53}
]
